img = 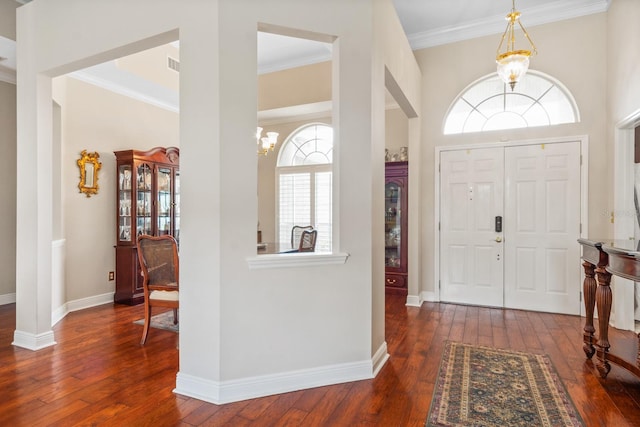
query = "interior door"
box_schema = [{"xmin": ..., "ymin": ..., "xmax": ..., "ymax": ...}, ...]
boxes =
[
  {"xmin": 440, "ymin": 148, "xmax": 504, "ymax": 307},
  {"xmin": 504, "ymin": 142, "xmax": 582, "ymax": 314}
]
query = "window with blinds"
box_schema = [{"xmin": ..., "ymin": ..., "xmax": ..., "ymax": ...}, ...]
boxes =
[{"xmin": 276, "ymin": 124, "xmax": 333, "ymax": 252}]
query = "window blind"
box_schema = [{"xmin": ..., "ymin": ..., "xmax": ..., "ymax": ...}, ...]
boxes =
[{"xmin": 278, "ymin": 173, "xmax": 311, "ymax": 245}]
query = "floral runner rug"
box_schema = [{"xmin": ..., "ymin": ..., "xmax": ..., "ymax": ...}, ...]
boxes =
[{"xmin": 426, "ymin": 341, "xmax": 584, "ymax": 427}]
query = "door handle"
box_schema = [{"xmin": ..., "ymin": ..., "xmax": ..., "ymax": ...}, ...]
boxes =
[{"xmin": 494, "ymin": 236, "xmax": 503, "ymax": 243}]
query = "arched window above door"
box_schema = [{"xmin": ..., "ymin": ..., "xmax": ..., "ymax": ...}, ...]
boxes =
[{"xmin": 443, "ymin": 70, "xmax": 580, "ymax": 135}]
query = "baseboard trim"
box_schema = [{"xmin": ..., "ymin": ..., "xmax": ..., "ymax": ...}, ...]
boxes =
[
  {"xmin": 0, "ymin": 293, "xmax": 16, "ymax": 306},
  {"xmin": 12, "ymin": 329, "xmax": 56, "ymax": 350},
  {"xmin": 405, "ymin": 294, "xmax": 422, "ymax": 307},
  {"xmin": 175, "ymin": 356, "xmax": 377, "ymax": 405},
  {"xmin": 371, "ymin": 341, "xmax": 389, "ymax": 376},
  {"xmin": 421, "ymin": 291, "xmax": 437, "ymax": 302},
  {"xmin": 52, "ymin": 292, "xmax": 114, "ymax": 326}
]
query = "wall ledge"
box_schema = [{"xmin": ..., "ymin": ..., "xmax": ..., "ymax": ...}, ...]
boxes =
[{"xmin": 246, "ymin": 252, "xmax": 349, "ymax": 270}]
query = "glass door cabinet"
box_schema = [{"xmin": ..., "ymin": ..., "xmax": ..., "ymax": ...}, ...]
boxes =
[
  {"xmin": 114, "ymin": 147, "xmax": 179, "ymax": 305},
  {"xmin": 385, "ymin": 161, "xmax": 408, "ymax": 295}
]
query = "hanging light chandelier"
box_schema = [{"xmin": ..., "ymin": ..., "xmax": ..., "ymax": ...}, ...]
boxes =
[
  {"xmin": 496, "ymin": 0, "xmax": 537, "ymax": 91},
  {"xmin": 256, "ymin": 126, "xmax": 279, "ymax": 156}
]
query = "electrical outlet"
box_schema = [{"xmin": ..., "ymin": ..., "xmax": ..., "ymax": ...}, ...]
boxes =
[{"xmin": 108, "ymin": 271, "xmax": 115, "ymax": 281}]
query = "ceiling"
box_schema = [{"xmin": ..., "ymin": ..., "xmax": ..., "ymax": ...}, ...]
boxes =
[
  {"xmin": 394, "ymin": 0, "xmax": 609, "ymax": 50},
  {"xmin": 260, "ymin": 0, "xmax": 610, "ymax": 74},
  {"xmin": 1, "ymin": 0, "xmax": 610, "ymax": 117}
]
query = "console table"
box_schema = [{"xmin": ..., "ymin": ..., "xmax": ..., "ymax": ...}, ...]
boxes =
[{"xmin": 578, "ymin": 238, "xmax": 640, "ymax": 379}]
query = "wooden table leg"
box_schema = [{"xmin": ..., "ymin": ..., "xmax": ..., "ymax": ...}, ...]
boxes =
[
  {"xmin": 637, "ymin": 333, "xmax": 640, "ymax": 368},
  {"xmin": 595, "ymin": 265, "xmax": 612, "ymax": 378},
  {"xmin": 582, "ymin": 260, "xmax": 597, "ymax": 359}
]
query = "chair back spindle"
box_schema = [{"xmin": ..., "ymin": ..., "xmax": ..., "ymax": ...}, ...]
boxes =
[{"xmin": 291, "ymin": 225, "xmax": 314, "ymax": 249}]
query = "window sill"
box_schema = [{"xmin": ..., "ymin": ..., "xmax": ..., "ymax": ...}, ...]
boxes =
[{"xmin": 246, "ymin": 252, "xmax": 350, "ymax": 270}]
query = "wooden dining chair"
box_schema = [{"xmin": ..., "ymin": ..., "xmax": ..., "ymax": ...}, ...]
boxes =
[
  {"xmin": 291, "ymin": 225, "xmax": 314, "ymax": 249},
  {"xmin": 136, "ymin": 234, "xmax": 179, "ymax": 345},
  {"xmin": 297, "ymin": 229, "xmax": 318, "ymax": 252}
]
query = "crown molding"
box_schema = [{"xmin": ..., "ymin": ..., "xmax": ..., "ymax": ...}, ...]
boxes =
[
  {"xmin": 258, "ymin": 52, "xmax": 331, "ymax": 75},
  {"xmin": 258, "ymin": 101, "xmax": 331, "ymax": 126},
  {"xmin": 67, "ymin": 60, "xmax": 178, "ymax": 112},
  {"xmin": 408, "ymin": 0, "xmax": 611, "ymax": 50}
]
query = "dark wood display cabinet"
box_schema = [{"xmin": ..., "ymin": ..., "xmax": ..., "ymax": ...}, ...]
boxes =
[
  {"xmin": 385, "ymin": 161, "xmax": 408, "ymax": 295},
  {"xmin": 114, "ymin": 147, "xmax": 180, "ymax": 305}
]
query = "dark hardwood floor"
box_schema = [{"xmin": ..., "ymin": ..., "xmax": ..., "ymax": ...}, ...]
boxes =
[{"xmin": 0, "ymin": 295, "xmax": 639, "ymax": 426}]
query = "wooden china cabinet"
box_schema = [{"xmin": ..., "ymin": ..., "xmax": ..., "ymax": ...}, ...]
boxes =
[
  {"xmin": 114, "ymin": 147, "xmax": 180, "ymax": 305},
  {"xmin": 385, "ymin": 161, "xmax": 408, "ymax": 295}
]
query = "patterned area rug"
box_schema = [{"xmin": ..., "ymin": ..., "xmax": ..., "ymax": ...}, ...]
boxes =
[
  {"xmin": 133, "ymin": 310, "xmax": 178, "ymax": 333},
  {"xmin": 426, "ymin": 341, "xmax": 584, "ymax": 427}
]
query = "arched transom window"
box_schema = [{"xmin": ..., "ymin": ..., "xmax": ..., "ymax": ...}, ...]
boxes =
[
  {"xmin": 276, "ymin": 123, "xmax": 333, "ymax": 252},
  {"xmin": 443, "ymin": 70, "xmax": 579, "ymax": 135},
  {"xmin": 277, "ymin": 123, "xmax": 333, "ymax": 166}
]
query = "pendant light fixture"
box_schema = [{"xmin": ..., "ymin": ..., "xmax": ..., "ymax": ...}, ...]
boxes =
[{"xmin": 496, "ymin": 0, "xmax": 537, "ymax": 91}]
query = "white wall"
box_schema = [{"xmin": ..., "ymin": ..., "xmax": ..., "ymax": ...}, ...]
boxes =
[
  {"xmin": 385, "ymin": 107, "xmax": 409, "ymax": 154},
  {"xmin": 17, "ymin": 0, "xmax": 420, "ymax": 404},
  {"xmin": 0, "ymin": 81, "xmax": 16, "ymax": 304},
  {"xmin": 607, "ymin": 0, "xmax": 640, "ymax": 126},
  {"xmin": 414, "ymin": 13, "xmax": 609, "ymax": 296},
  {"xmin": 606, "ymin": 0, "xmax": 640, "ymax": 330},
  {"xmin": 0, "ymin": 0, "xmax": 17, "ymax": 304},
  {"xmin": 0, "ymin": 0, "xmax": 16, "ymax": 40}
]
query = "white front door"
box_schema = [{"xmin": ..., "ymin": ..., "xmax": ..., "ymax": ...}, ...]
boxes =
[
  {"xmin": 440, "ymin": 148, "xmax": 504, "ymax": 307},
  {"xmin": 504, "ymin": 142, "xmax": 582, "ymax": 314},
  {"xmin": 439, "ymin": 141, "xmax": 582, "ymax": 314}
]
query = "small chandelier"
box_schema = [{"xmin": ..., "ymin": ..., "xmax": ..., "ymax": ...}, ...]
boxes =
[
  {"xmin": 256, "ymin": 127, "xmax": 279, "ymax": 156},
  {"xmin": 496, "ymin": 0, "xmax": 537, "ymax": 91}
]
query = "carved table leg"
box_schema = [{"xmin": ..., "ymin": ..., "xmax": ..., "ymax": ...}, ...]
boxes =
[
  {"xmin": 595, "ymin": 266, "xmax": 612, "ymax": 378},
  {"xmin": 582, "ymin": 260, "xmax": 597, "ymax": 358},
  {"xmin": 637, "ymin": 333, "xmax": 640, "ymax": 369}
]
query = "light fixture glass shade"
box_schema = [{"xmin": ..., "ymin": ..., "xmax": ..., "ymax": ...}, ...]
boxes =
[
  {"xmin": 266, "ymin": 131, "xmax": 279, "ymax": 144},
  {"xmin": 495, "ymin": 0, "xmax": 536, "ymax": 91},
  {"xmin": 256, "ymin": 129, "xmax": 279, "ymax": 155},
  {"xmin": 496, "ymin": 50, "xmax": 531, "ymax": 91}
]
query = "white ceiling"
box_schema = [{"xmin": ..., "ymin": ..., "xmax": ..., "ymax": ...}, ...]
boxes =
[
  {"xmin": 2, "ymin": 0, "xmax": 610, "ymax": 116},
  {"xmin": 257, "ymin": 0, "xmax": 610, "ymax": 74},
  {"xmin": 394, "ymin": 0, "xmax": 609, "ymax": 49}
]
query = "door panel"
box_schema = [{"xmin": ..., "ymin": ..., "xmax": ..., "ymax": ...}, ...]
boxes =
[
  {"xmin": 440, "ymin": 148, "xmax": 504, "ymax": 307},
  {"xmin": 504, "ymin": 142, "xmax": 581, "ymax": 314},
  {"xmin": 439, "ymin": 141, "xmax": 582, "ymax": 315}
]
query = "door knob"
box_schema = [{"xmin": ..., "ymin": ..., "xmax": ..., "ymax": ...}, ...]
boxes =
[{"xmin": 495, "ymin": 236, "xmax": 503, "ymax": 243}]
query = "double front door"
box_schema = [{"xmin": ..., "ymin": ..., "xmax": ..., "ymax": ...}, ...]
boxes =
[{"xmin": 439, "ymin": 141, "xmax": 582, "ymax": 315}]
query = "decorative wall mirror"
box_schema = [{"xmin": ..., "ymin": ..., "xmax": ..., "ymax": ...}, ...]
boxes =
[{"xmin": 77, "ymin": 150, "xmax": 102, "ymax": 197}]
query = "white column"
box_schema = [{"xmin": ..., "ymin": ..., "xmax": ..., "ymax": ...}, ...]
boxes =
[{"xmin": 14, "ymin": 5, "xmax": 55, "ymax": 349}]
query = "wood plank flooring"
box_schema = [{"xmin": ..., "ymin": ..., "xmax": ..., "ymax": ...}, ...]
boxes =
[{"xmin": 0, "ymin": 295, "xmax": 639, "ymax": 426}]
